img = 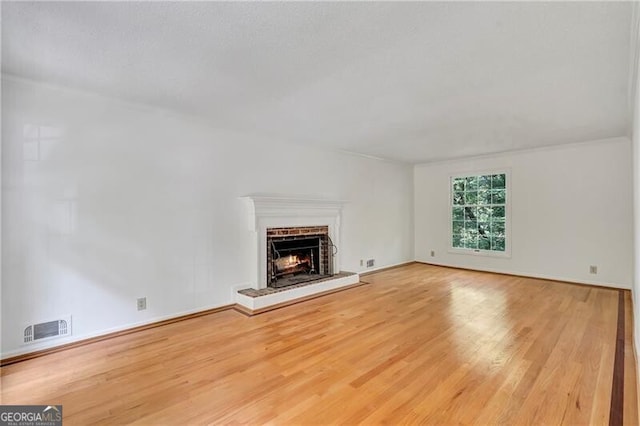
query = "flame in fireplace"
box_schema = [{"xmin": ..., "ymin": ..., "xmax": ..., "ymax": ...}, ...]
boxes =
[
  {"xmin": 274, "ymin": 254, "xmax": 308, "ymax": 272},
  {"xmin": 286, "ymin": 255, "xmax": 298, "ymax": 267}
]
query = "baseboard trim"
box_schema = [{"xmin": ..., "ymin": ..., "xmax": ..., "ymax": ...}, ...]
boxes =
[
  {"xmin": 359, "ymin": 261, "xmax": 417, "ymax": 277},
  {"xmin": 1, "ymin": 281, "xmax": 370, "ymax": 366},
  {"xmin": 416, "ymin": 261, "xmax": 630, "ymax": 292}
]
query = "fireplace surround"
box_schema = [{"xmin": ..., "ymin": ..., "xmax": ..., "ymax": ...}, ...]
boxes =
[{"xmin": 242, "ymin": 196, "xmax": 344, "ymax": 290}]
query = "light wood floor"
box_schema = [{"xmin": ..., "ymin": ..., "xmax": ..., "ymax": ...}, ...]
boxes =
[{"xmin": 1, "ymin": 263, "xmax": 638, "ymax": 424}]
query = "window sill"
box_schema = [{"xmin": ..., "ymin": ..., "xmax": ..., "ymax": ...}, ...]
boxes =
[{"xmin": 448, "ymin": 248, "xmax": 511, "ymax": 258}]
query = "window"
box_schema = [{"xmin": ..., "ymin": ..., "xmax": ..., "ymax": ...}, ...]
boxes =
[{"xmin": 451, "ymin": 172, "xmax": 508, "ymax": 254}]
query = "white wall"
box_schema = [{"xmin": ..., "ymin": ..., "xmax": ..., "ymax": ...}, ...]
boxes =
[
  {"xmin": 1, "ymin": 76, "xmax": 414, "ymax": 357},
  {"xmin": 633, "ymin": 84, "xmax": 640, "ymax": 388},
  {"xmin": 631, "ymin": 2, "xmax": 640, "ymax": 362},
  {"xmin": 415, "ymin": 138, "xmax": 634, "ymax": 289}
]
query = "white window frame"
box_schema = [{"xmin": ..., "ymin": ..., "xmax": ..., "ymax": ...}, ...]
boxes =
[{"xmin": 448, "ymin": 169, "xmax": 511, "ymax": 258}]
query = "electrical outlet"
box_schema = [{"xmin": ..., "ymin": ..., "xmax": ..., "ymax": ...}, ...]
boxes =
[
  {"xmin": 589, "ymin": 265, "xmax": 597, "ymax": 274},
  {"xmin": 430, "ymin": 250, "xmax": 435, "ymax": 257},
  {"xmin": 360, "ymin": 259, "xmax": 364, "ymax": 267},
  {"xmin": 366, "ymin": 259, "xmax": 375, "ymax": 268},
  {"xmin": 137, "ymin": 297, "xmax": 147, "ymax": 311}
]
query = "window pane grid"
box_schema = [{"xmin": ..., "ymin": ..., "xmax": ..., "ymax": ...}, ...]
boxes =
[{"xmin": 451, "ymin": 173, "xmax": 506, "ymax": 252}]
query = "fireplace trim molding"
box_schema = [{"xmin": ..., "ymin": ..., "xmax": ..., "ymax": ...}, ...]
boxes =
[{"xmin": 242, "ymin": 195, "xmax": 345, "ymax": 289}]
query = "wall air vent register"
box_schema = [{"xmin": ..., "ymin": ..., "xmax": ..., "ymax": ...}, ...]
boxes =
[{"xmin": 23, "ymin": 316, "xmax": 72, "ymax": 344}]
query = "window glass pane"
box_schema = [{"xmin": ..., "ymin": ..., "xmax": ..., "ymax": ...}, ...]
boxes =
[
  {"xmin": 452, "ymin": 221, "xmax": 464, "ymax": 234},
  {"xmin": 453, "ymin": 192, "xmax": 464, "ymax": 205},
  {"xmin": 492, "ymin": 206, "xmax": 505, "ymax": 220},
  {"xmin": 476, "ymin": 207, "xmax": 490, "ymax": 222},
  {"xmin": 477, "ymin": 175, "xmax": 492, "ymax": 190},
  {"xmin": 491, "ymin": 189, "xmax": 506, "ymax": 205},
  {"xmin": 452, "ymin": 235, "xmax": 463, "ymax": 248},
  {"xmin": 465, "ymin": 221, "xmax": 477, "ymax": 232},
  {"xmin": 453, "ymin": 178, "xmax": 465, "ymax": 192},
  {"xmin": 478, "ymin": 237, "xmax": 491, "ymax": 250},
  {"xmin": 491, "ymin": 221, "xmax": 505, "ymax": 237},
  {"xmin": 452, "ymin": 207, "xmax": 464, "ymax": 220},
  {"xmin": 492, "ymin": 237, "xmax": 505, "ymax": 251},
  {"xmin": 463, "ymin": 207, "xmax": 477, "ymax": 220},
  {"xmin": 465, "ymin": 176, "xmax": 478, "ymax": 191},
  {"xmin": 478, "ymin": 222, "xmax": 489, "ymax": 236},
  {"xmin": 477, "ymin": 190, "xmax": 490, "ymax": 205},
  {"xmin": 492, "ymin": 174, "xmax": 506, "ymax": 189},
  {"xmin": 465, "ymin": 191, "xmax": 477, "ymax": 204}
]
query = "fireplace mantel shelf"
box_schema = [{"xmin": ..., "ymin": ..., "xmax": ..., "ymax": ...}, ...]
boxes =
[
  {"xmin": 241, "ymin": 195, "xmax": 347, "ymax": 231},
  {"xmin": 242, "ymin": 195, "xmax": 347, "ymax": 204}
]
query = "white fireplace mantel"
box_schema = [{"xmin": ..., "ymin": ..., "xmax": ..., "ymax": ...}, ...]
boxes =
[{"xmin": 242, "ymin": 195, "xmax": 346, "ymax": 289}]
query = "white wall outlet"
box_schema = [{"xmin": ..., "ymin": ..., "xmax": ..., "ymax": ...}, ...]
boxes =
[
  {"xmin": 360, "ymin": 259, "xmax": 364, "ymax": 267},
  {"xmin": 137, "ymin": 297, "xmax": 147, "ymax": 311},
  {"xmin": 589, "ymin": 265, "xmax": 597, "ymax": 274},
  {"xmin": 430, "ymin": 250, "xmax": 435, "ymax": 257}
]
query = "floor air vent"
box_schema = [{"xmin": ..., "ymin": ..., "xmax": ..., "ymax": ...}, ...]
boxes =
[{"xmin": 24, "ymin": 316, "xmax": 71, "ymax": 344}]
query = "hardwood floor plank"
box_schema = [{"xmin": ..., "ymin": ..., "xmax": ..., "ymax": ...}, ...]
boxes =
[
  {"xmin": 1, "ymin": 264, "xmax": 636, "ymax": 425},
  {"xmin": 624, "ymin": 291, "xmax": 639, "ymax": 426}
]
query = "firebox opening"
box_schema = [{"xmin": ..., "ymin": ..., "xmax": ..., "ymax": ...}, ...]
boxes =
[
  {"xmin": 267, "ymin": 226, "xmax": 335, "ymax": 289},
  {"xmin": 272, "ymin": 237, "xmax": 320, "ymax": 277}
]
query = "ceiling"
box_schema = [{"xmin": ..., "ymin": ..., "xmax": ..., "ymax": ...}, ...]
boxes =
[{"xmin": 2, "ymin": 2, "xmax": 633, "ymax": 163}]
